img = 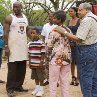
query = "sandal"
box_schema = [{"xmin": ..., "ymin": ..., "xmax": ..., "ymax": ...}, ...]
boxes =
[
  {"xmin": 74, "ymin": 83, "xmax": 79, "ymax": 86},
  {"xmin": 74, "ymin": 78, "xmax": 79, "ymax": 86},
  {"xmin": 70, "ymin": 76, "xmax": 76, "ymax": 85},
  {"xmin": 43, "ymin": 81, "xmax": 49, "ymax": 86}
]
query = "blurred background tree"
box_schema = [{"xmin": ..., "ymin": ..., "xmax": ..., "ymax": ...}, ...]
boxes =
[
  {"xmin": 0, "ymin": 0, "xmax": 12, "ymax": 23},
  {"xmin": 0, "ymin": 0, "xmax": 78, "ymax": 25},
  {"xmin": 22, "ymin": 0, "xmax": 75, "ymax": 26}
]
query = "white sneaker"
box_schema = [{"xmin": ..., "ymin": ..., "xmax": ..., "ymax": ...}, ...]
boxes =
[
  {"xmin": 32, "ymin": 87, "xmax": 40, "ymax": 95},
  {"xmin": 36, "ymin": 88, "xmax": 44, "ymax": 96}
]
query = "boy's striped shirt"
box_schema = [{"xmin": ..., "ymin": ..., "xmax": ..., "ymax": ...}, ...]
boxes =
[{"xmin": 28, "ymin": 40, "xmax": 45, "ymax": 68}]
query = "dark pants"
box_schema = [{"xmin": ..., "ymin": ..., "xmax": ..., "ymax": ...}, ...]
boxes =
[
  {"xmin": 0, "ymin": 48, "xmax": 3, "ymax": 67},
  {"xmin": 6, "ymin": 60, "xmax": 26, "ymax": 91},
  {"xmin": 76, "ymin": 43, "xmax": 97, "ymax": 97}
]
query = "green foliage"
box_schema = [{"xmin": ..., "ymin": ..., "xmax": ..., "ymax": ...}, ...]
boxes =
[
  {"xmin": 23, "ymin": 0, "xmax": 75, "ymax": 26},
  {"xmin": 0, "ymin": 0, "xmax": 12, "ymax": 23},
  {"xmin": 28, "ymin": 10, "xmax": 48, "ymax": 26},
  {"xmin": 23, "ymin": 0, "xmax": 49, "ymax": 26},
  {"xmin": 0, "ymin": 5, "xmax": 6, "ymax": 23},
  {"xmin": 0, "ymin": 0, "xmax": 75, "ymax": 26}
]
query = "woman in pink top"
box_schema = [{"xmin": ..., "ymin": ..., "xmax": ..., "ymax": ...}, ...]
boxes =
[{"xmin": 47, "ymin": 10, "xmax": 71, "ymax": 97}]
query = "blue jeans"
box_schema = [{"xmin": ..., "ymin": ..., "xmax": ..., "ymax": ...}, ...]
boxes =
[
  {"xmin": 76, "ymin": 43, "xmax": 97, "ymax": 97},
  {"xmin": 0, "ymin": 48, "xmax": 3, "ymax": 67}
]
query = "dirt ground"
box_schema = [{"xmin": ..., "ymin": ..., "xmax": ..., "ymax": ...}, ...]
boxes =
[{"xmin": 0, "ymin": 61, "xmax": 83, "ymax": 97}]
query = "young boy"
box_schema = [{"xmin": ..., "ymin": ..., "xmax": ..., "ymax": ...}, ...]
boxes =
[{"xmin": 28, "ymin": 27, "xmax": 45, "ymax": 96}]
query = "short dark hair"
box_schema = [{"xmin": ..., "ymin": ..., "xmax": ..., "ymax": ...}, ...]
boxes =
[
  {"xmin": 31, "ymin": 27, "xmax": 40, "ymax": 34},
  {"xmin": 53, "ymin": 10, "xmax": 66, "ymax": 23}
]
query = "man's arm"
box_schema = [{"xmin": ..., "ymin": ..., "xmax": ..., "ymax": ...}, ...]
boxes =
[
  {"xmin": 3, "ymin": 15, "xmax": 12, "ymax": 57},
  {"xmin": 54, "ymin": 26, "xmax": 82, "ymax": 43}
]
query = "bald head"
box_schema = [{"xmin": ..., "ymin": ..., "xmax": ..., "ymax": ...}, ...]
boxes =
[
  {"xmin": 13, "ymin": 1, "xmax": 22, "ymax": 16},
  {"xmin": 13, "ymin": 1, "xmax": 22, "ymax": 7}
]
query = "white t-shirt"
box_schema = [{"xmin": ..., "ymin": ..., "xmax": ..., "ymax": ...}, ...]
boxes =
[{"xmin": 41, "ymin": 23, "xmax": 57, "ymax": 43}]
